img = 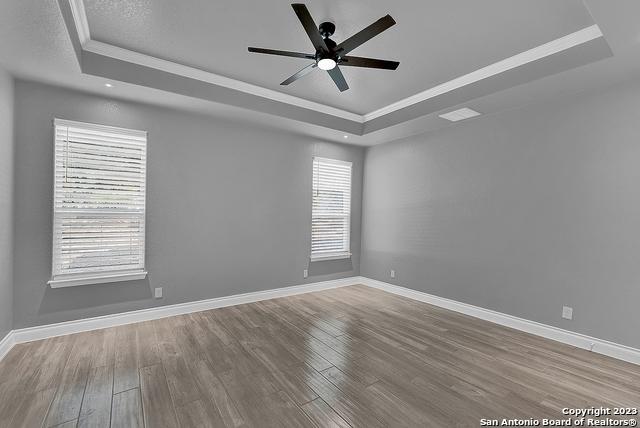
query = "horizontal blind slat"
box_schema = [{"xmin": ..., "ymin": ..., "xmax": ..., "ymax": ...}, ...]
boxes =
[
  {"xmin": 52, "ymin": 121, "xmax": 147, "ymax": 279},
  {"xmin": 311, "ymin": 157, "xmax": 351, "ymax": 258}
]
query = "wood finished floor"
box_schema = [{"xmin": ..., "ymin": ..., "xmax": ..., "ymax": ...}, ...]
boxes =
[{"xmin": 1, "ymin": 285, "xmax": 639, "ymax": 427}]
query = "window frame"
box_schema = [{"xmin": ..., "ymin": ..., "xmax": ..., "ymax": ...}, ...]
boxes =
[
  {"xmin": 48, "ymin": 118, "xmax": 148, "ymax": 288},
  {"xmin": 310, "ymin": 156, "xmax": 352, "ymax": 262}
]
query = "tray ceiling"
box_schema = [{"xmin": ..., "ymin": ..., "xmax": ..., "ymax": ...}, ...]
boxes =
[
  {"xmin": 5, "ymin": 0, "xmax": 634, "ymax": 145},
  {"xmin": 83, "ymin": 0, "xmax": 595, "ymax": 115}
]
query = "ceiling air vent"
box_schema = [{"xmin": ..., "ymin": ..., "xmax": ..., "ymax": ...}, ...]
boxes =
[{"xmin": 439, "ymin": 108, "xmax": 481, "ymax": 122}]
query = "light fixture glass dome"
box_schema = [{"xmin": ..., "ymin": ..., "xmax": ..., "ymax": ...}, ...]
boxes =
[{"xmin": 317, "ymin": 58, "xmax": 337, "ymax": 70}]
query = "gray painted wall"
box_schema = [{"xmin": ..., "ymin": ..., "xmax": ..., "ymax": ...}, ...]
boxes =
[
  {"xmin": 361, "ymin": 78, "xmax": 640, "ymax": 349},
  {"xmin": 0, "ymin": 69, "xmax": 14, "ymax": 339},
  {"xmin": 13, "ymin": 80, "xmax": 364, "ymax": 329}
]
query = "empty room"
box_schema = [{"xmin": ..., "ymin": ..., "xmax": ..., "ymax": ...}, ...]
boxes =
[{"xmin": 1, "ymin": 0, "xmax": 639, "ymax": 427}]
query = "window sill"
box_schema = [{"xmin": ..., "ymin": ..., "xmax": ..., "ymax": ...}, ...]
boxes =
[
  {"xmin": 48, "ymin": 271, "xmax": 148, "ymax": 288},
  {"xmin": 310, "ymin": 252, "xmax": 352, "ymax": 262}
]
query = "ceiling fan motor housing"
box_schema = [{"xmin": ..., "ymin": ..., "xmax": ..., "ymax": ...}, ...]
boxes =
[
  {"xmin": 247, "ymin": 4, "xmax": 398, "ymax": 91},
  {"xmin": 317, "ymin": 22, "xmax": 339, "ymax": 62},
  {"xmin": 319, "ymin": 21, "xmax": 335, "ymax": 38},
  {"xmin": 317, "ymin": 43, "xmax": 338, "ymax": 62}
]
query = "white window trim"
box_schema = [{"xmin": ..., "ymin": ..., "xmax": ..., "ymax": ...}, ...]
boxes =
[
  {"xmin": 48, "ymin": 270, "xmax": 148, "ymax": 288},
  {"xmin": 310, "ymin": 156, "xmax": 352, "ymax": 262},
  {"xmin": 49, "ymin": 118, "xmax": 148, "ymax": 288},
  {"xmin": 309, "ymin": 252, "xmax": 352, "ymax": 262}
]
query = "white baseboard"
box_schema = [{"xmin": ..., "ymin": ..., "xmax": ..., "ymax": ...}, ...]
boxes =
[
  {"xmin": 358, "ymin": 277, "xmax": 640, "ymax": 366},
  {"xmin": 3, "ymin": 275, "xmax": 639, "ymax": 367},
  {"xmin": 0, "ymin": 330, "xmax": 16, "ymax": 362},
  {"xmin": 7, "ymin": 276, "xmax": 359, "ymax": 349}
]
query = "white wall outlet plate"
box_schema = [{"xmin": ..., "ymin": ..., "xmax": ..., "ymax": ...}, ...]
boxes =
[
  {"xmin": 562, "ymin": 306, "xmax": 573, "ymax": 320},
  {"xmin": 390, "ymin": 269, "xmax": 396, "ymax": 278},
  {"xmin": 303, "ymin": 269, "xmax": 308, "ymax": 278},
  {"xmin": 154, "ymin": 287, "xmax": 163, "ymax": 299}
]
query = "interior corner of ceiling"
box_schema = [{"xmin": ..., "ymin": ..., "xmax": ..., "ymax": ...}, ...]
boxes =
[
  {"xmin": 55, "ymin": 0, "xmax": 85, "ymax": 67},
  {"xmin": 68, "ymin": 0, "xmax": 91, "ymax": 45}
]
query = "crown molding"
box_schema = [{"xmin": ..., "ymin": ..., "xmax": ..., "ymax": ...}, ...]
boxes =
[
  {"xmin": 363, "ymin": 25, "xmax": 603, "ymax": 121},
  {"xmin": 69, "ymin": 1, "xmax": 364, "ymax": 123},
  {"xmin": 69, "ymin": 0, "xmax": 90, "ymax": 46},
  {"xmin": 83, "ymin": 40, "xmax": 365, "ymax": 123},
  {"xmin": 67, "ymin": 0, "xmax": 605, "ymax": 131}
]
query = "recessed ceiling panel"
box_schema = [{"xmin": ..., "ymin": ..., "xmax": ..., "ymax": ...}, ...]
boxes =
[{"xmin": 84, "ymin": 0, "xmax": 595, "ymax": 115}]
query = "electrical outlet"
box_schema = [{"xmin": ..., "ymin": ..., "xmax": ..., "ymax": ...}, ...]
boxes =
[
  {"xmin": 390, "ymin": 269, "xmax": 395, "ymax": 279},
  {"xmin": 303, "ymin": 269, "xmax": 308, "ymax": 278},
  {"xmin": 562, "ymin": 306, "xmax": 573, "ymax": 320},
  {"xmin": 154, "ymin": 287, "xmax": 163, "ymax": 299}
]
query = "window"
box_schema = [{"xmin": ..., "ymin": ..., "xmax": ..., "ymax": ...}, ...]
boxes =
[
  {"xmin": 49, "ymin": 119, "xmax": 147, "ymax": 287},
  {"xmin": 311, "ymin": 157, "xmax": 352, "ymax": 261}
]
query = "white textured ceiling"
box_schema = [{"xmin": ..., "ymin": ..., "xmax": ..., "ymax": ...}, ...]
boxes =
[
  {"xmin": 0, "ymin": 0, "xmax": 79, "ymax": 81},
  {"xmin": 2, "ymin": 1, "xmax": 640, "ymax": 146},
  {"xmin": 83, "ymin": 0, "xmax": 594, "ymax": 115}
]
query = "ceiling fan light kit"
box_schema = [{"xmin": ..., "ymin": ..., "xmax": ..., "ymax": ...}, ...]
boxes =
[
  {"xmin": 248, "ymin": 3, "xmax": 399, "ymax": 92},
  {"xmin": 317, "ymin": 58, "xmax": 336, "ymax": 70}
]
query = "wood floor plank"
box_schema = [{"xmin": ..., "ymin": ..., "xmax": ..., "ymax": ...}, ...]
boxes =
[
  {"xmin": 78, "ymin": 365, "xmax": 113, "ymax": 428},
  {"xmin": 33, "ymin": 338, "xmax": 76, "ymax": 393},
  {"xmin": 175, "ymin": 399, "xmax": 224, "ymax": 428},
  {"xmin": 301, "ymin": 398, "xmax": 350, "ymax": 428},
  {"xmin": 245, "ymin": 346, "xmax": 319, "ymax": 405},
  {"xmin": 45, "ymin": 332, "xmax": 102, "ymax": 427},
  {"xmin": 185, "ymin": 313, "xmax": 234, "ymax": 373},
  {"xmin": 297, "ymin": 365, "xmax": 386, "ymax": 428},
  {"xmin": 92, "ymin": 328, "xmax": 117, "ymax": 369},
  {"xmin": 196, "ymin": 311, "xmax": 235, "ymax": 346},
  {"xmin": 252, "ymin": 302, "xmax": 333, "ymax": 372},
  {"xmin": 113, "ymin": 325, "xmax": 139, "ymax": 394},
  {"xmin": 260, "ymin": 390, "xmax": 316, "ymax": 428},
  {"xmin": 189, "ymin": 359, "xmax": 246, "ymax": 428},
  {"xmin": 153, "ymin": 316, "xmax": 180, "ymax": 358},
  {"xmin": 2, "ymin": 285, "xmax": 639, "ymax": 427},
  {"xmin": 154, "ymin": 316, "xmax": 203, "ymax": 407},
  {"xmin": 217, "ymin": 366, "xmax": 286, "ymax": 427},
  {"xmin": 161, "ymin": 354, "xmax": 201, "ymax": 407},
  {"xmin": 0, "ymin": 342, "xmax": 31, "ymax": 384},
  {"xmin": 139, "ymin": 364, "xmax": 179, "ymax": 428},
  {"xmin": 110, "ymin": 388, "xmax": 143, "ymax": 428},
  {"xmin": 0, "ymin": 378, "xmax": 29, "ymax": 425},
  {"xmin": 53, "ymin": 420, "xmax": 78, "ymax": 428},
  {"xmin": 135, "ymin": 321, "xmax": 161, "ymax": 368},
  {"xmin": 8, "ymin": 387, "xmax": 57, "ymax": 428}
]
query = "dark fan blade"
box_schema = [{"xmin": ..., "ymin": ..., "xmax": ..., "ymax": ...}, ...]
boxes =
[
  {"xmin": 281, "ymin": 63, "xmax": 317, "ymax": 85},
  {"xmin": 291, "ymin": 4, "xmax": 329, "ymax": 52},
  {"xmin": 327, "ymin": 66, "xmax": 349, "ymax": 92},
  {"xmin": 335, "ymin": 15, "xmax": 396, "ymax": 55},
  {"xmin": 340, "ymin": 56, "xmax": 399, "ymax": 70},
  {"xmin": 248, "ymin": 47, "xmax": 315, "ymax": 59}
]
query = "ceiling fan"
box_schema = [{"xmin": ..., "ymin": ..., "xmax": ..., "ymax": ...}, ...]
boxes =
[{"xmin": 248, "ymin": 3, "xmax": 399, "ymax": 92}]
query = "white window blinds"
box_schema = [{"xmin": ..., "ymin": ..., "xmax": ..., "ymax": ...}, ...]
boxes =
[
  {"xmin": 50, "ymin": 119, "xmax": 147, "ymax": 287},
  {"xmin": 311, "ymin": 157, "xmax": 352, "ymax": 261}
]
